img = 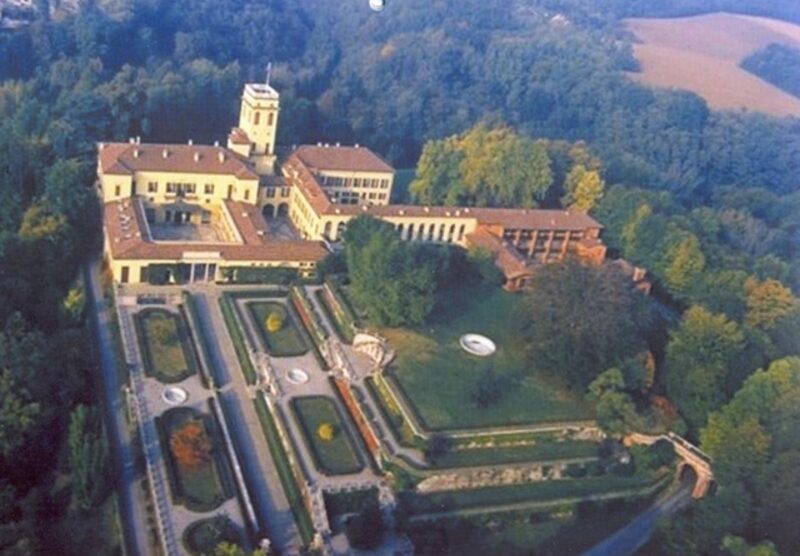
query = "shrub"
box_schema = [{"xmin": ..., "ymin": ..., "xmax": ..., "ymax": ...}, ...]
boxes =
[
  {"xmin": 266, "ymin": 312, "xmax": 284, "ymax": 333},
  {"xmin": 170, "ymin": 421, "xmax": 213, "ymax": 470},
  {"xmin": 317, "ymin": 422, "xmax": 336, "ymax": 442}
]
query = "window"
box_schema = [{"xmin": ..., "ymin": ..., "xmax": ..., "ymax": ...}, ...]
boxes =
[
  {"xmin": 266, "ymin": 187, "xmax": 275, "ymax": 198},
  {"xmin": 120, "ymin": 266, "xmax": 129, "ymax": 284},
  {"xmin": 204, "ymin": 184, "xmax": 215, "ymax": 194},
  {"xmin": 254, "ymin": 111, "xmax": 261, "ymax": 125},
  {"xmin": 185, "ymin": 183, "xmax": 196, "ymax": 194},
  {"xmin": 114, "ymin": 185, "xmax": 121, "ymax": 196},
  {"xmin": 147, "ymin": 182, "xmax": 158, "ymax": 193},
  {"xmin": 166, "ymin": 182, "xmax": 176, "ymax": 193},
  {"xmin": 244, "ymin": 189, "xmax": 250, "ymax": 201},
  {"xmin": 268, "ymin": 112, "xmax": 274, "ymax": 126},
  {"xmin": 281, "ymin": 187, "xmax": 290, "ymax": 197}
]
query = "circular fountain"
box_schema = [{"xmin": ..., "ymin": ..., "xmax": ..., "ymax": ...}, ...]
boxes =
[
  {"xmin": 286, "ymin": 368, "xmax": 310, "ymax": 385},
  {"xmin": 459, "ymin": 334, "xmax": 497, "ymax": 357},
  {"xmin": 162, "ymin": 386, "xmax": 189, "ymax": 405}
]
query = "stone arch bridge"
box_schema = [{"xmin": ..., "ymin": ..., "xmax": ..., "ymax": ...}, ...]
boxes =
[{"xmin": 628, "ymin": 432, "xmax": 715, "ymax": 498}]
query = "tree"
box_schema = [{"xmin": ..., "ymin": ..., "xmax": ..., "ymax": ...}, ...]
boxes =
[
  {"xmin": 515, "ymin": 260, "xmax": 653, "ymax": 388},
  {"xmin": 562, "ymin": 166, "xmax": 605, "ymax": 212},
  {"xmin": 586, "ymin": 368, "xmax": 639, "ymax": 436},
  {"xmin": 343, "ymin": 216, "xmax": 446, "ymax": 326},
  {"xmin": 663, "ymin": 234, "xmax": 706, "ymax": 299},
  {"xmin": 170, "ymin": 421, "xmax": 213, "ymax": 470},
  {"xmin": 410, "ymin": 125, "xmax": 552, "ymax": 208},
  {"xmin": 665, "ymin": 306, "xmax": 745, "ymax": 435},
  {"xmin": 744, "ymin": 277, "xmax": 797, "ymax": 329},
  {"xmin": 265, "ymin": 312, "xmax": 284, "ymax": 333},
  {"xmin": 0, "ymin": 369, "xmax": 39, "ymax": 457},
  {"xmin": 721, "ymin": 536, "xmax": 779, "ymax": 556},
  {"xmin": 67, "ymin": 405, "xmax": 109, "ymax": 511}
]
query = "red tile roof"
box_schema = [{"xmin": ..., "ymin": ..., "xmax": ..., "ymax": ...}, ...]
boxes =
[
  {"xmin": 291, "ymin": 145, "xmax": 394, "ymax": 173},
  {"xmin": 104, "ymin": 198, "xmax": 327, "ymax": 263},
  {"xmin": 466, "ymin": 228, "xmax": 533, "ymax": 279},
  {"xmin": 98, "ymin": 142, "xmax": 259, "ymax": 180}
]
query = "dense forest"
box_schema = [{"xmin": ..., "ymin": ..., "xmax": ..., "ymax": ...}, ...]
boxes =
[
  {"xmin": 0, "ymin": 0, "xmax": 798, "ymax": 555},
  {"xmin": 741, "ymin": 43, "xmax": 800, "ymax": 100}
]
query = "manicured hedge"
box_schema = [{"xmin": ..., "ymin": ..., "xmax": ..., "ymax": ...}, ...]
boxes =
[{"xmin": 218, "ymin": 296, "xmax": 257, "ymax": 385}]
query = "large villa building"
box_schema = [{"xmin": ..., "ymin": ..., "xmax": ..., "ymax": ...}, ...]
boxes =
[{"xmin": 99, "ymin": 80, "xmax": 611, "ymax": 291}]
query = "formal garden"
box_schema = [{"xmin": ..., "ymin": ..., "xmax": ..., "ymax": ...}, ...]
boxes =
[
  {"xmin": 291, "ymin": 396, "xmax": 365, "ymax": 476},
  {"xmin": 156, "ymin": 406, "xmax": 235, "ymax": 512},
  {"xmin": 247, "ymin": 301, "xmax": 309, "ymax": 357},
  {"xmin": 135, "ymin": 308, "xmax": 199, "ymax": 383}
]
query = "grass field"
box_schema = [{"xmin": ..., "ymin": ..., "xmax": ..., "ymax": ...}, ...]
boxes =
[
  {"xmin": 157, "ymin": 408, "xmax": 232, "ymax": 512},
  {"xmin": 625, "ymin": 12, "xmax": 800, "ymax": 116},
  {"xmin": 427, "ymin": 441, "xmax": 599, "ymax": 468},
  {"xmin": 380, "ymin": 286, "xmax": 593, "ymax": 430},
  {"xmin": 291, "ymin": 396, "xmax": 364, "ymax": 475},
  {"xmin": 247, "ymin": 301, "xmax": 308, "ymax": 357},
  {"xmin": 136, "ymin": 309, "xmax": 197, "ymax": 383}
]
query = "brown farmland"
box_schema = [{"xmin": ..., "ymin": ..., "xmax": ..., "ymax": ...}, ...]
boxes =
[{"xmin": 625, "ymin": 12, "xmax": 800, "ymax": 117}]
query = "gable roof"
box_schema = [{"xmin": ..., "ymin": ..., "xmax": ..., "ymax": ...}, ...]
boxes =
[
  {"xmin": 292, "ymin": 145, "xmax": 394, "ymax": 173},
  {"xmin": 98, "ymin": 142, "xmax": 259, "ymax": 180}
]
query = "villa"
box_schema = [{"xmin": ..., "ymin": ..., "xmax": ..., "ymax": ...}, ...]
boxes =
[{"xmin": 99, "ymin": 79, "xmax": 609, "ymax": 290}]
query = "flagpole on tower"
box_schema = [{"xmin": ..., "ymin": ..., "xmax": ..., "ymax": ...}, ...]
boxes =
[{"xmin": 265, "ymin": 63, "xmax": 272, "ymax": 87}]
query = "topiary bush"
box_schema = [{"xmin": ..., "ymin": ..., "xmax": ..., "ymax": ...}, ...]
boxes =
[
  {"xmin": 266, "ymin": 311, "xmax": 284, "ymax": 333},
  {"xmin": 317, "ymin": 422, "xmax": 336, "ymax": 442}
]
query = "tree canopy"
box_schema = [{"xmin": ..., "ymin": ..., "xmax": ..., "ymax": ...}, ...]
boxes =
[{"xmin": 514, "ymin": 259, "xmax": 654, "ymax": 388}]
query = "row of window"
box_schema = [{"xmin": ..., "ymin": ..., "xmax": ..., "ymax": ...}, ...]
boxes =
[
  {"xmin": 138, "ymin": 182, "xmax": 250, "ymax": 200},
  {"xmin": 320, "ymin": 176, "xmax": 390, "ymax": 189},
  {"xmin": 331, "ymin": 191, "xmax": 387, "ymax": 201},
  {"xmin": 264, "ymin": 187, "xmax": 291, "ymax": 198}
]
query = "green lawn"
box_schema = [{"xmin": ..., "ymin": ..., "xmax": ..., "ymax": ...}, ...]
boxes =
[
  {"xmin": 247, "ymin": 301, "xmax": 309, "ymax": 357},
  {"xmin": 399, "ymin": 470, "xmax": 668, "ymax": 515},
  {"xmin": 156, "ymin": 407, "xmax": 233, "ymax": 512},
  {"xmin": 427, "ymin": 441, "xmax": 599, "ymax": 468},
  {"xmin": 136, "ymin": 308, "xmax": 197, "ymax": 383},
  {"xmin": 291, "ymin": 396, "xmax": 364, "ymax": 475},
  {"xmin": 381, "ymin": 286, "xmax": 593, "ymax": 430}
]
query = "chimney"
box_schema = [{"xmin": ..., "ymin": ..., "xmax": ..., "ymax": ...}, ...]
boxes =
[
  {"xmin": 355, "ymin": 143, "xmax": 360, "ymax": 148},
  {"xmin": 218, "ymin": 152, "xmax": 226, "ymax": 163},
  {"xmin": 136, "ymin": 136, "xmax": 141, "ymax": 144},
  {"xmin": 214, "ymin": 140, "xmax": 220, "ymax": 147},
  {"xmin": 335, "ymin": 142, "xmax": 341, "ymax": 148},
  {"xmin": 133, "ymin": 149, "xmax": 140, "ymax": 158},
  {"xmin": 128, "ymin": 137, "xmax": 135, "ymax": 144},
  {"xmin": 188, "ymin": 139, "xmax": 193, "ymax": 146},
  {"xmin": 194, "ymin": 152, "xmax": 201, "ymax": 162},
  {"xmin": 162, "ymin": 149, "xmax": 169, "ymax": 159}
]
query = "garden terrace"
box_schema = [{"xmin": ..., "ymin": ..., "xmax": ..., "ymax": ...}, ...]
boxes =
[
  {"xmin": 378, "ymin": 287, "xmax": 594, "ymax": 431},
  {"xmin": 247, "ymin": 301, "xmax": 309, "ymax": 357},
  {"xmin": 155, "ymin": 406, "xmax": 235, "ymax": 513},
  {"xmin": 291, "ymin": 396, "xmax": 365, "ymax": 476},
  {"xmin": 135, "ymin": 308, "xmax": 199, "ymax": 383},
  {"xmin": 399, "ymin": 469, "xmax": 670, "ymax": 516}
]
